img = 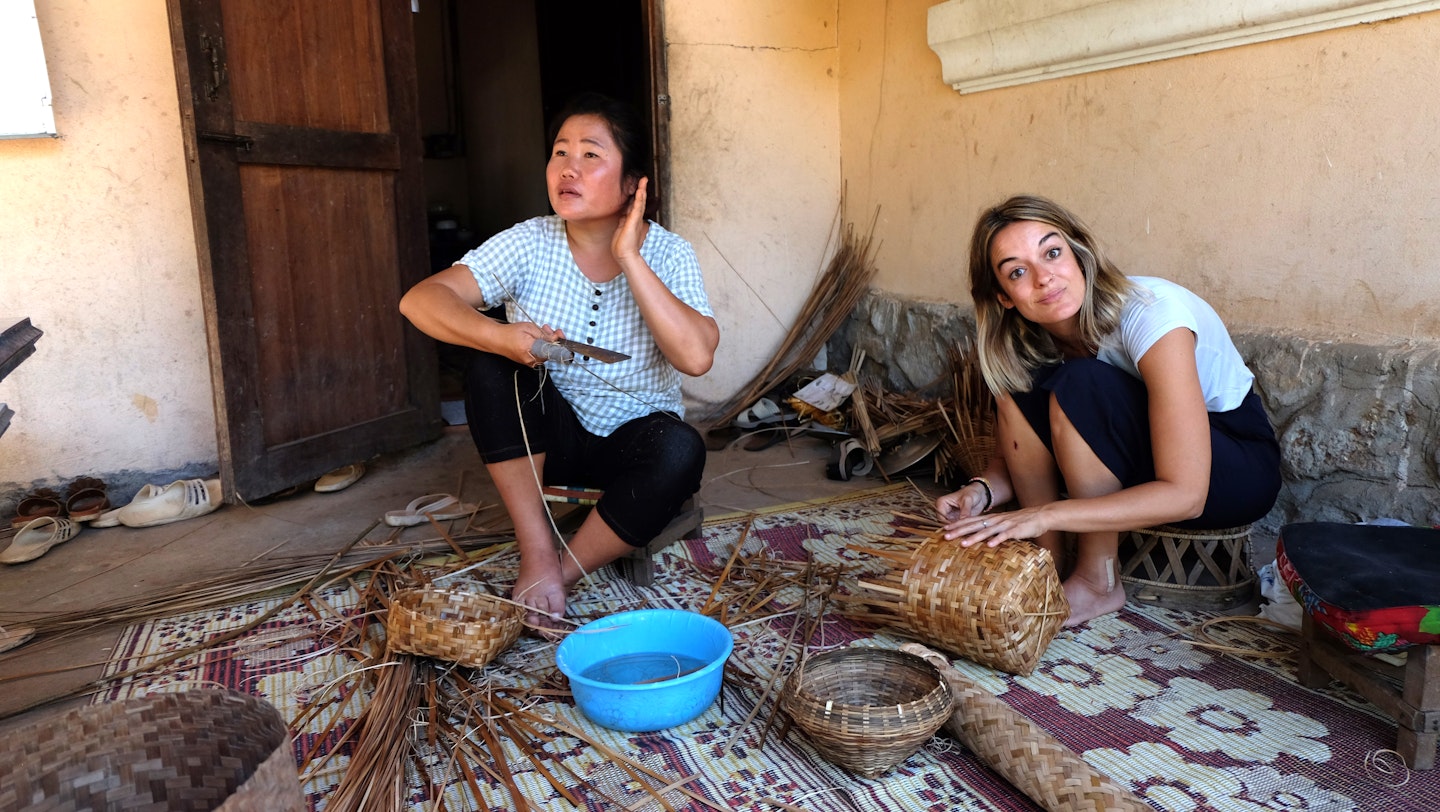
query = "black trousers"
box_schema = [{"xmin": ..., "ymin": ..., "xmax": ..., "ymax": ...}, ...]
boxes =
[
  {"xmin": 463, "ymin": 350, "xmax": 705, "ymax": 547},
  {"xmin": 1011, "ymin": 359, "xmax": 1281, "ymax": 529}
]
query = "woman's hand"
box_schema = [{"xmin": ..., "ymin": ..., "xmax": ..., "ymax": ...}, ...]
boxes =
[
  {"xmin": 499, "ymin": 322, "xmax": 564, "ymax": 367},
  {"xmin": 611, "ymin": 176, "xmax": 648, "ymax": 266},
  {"xmin": 935, "ymin": 482, "xmax": 986, "ymax": 522},
  {"xmin": 941, "ymin": 504, "xmax": 1053, "ymax": 548}
]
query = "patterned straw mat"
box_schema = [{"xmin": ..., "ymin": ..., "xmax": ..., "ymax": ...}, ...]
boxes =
[{"xmin": 100, "ymin": 483, "xmax": 1437, "ymax": 811}]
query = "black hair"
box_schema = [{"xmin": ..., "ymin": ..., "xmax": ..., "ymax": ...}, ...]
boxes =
[{"xmin": 545, "ymin": 92, "xmax": 652, "ymax": 187}]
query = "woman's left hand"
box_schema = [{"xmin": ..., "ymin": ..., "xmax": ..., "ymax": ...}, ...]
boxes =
[
  {"xmin": 611, "ymin": 176, "xmax": 648, "ymax": 266},
  {"xmin": 941, "ymin": 504, "xmax": 1052, "ymax": 548}
]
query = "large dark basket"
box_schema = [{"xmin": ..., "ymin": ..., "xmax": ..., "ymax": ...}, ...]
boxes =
[
  {"xmin": 0, "ymin": 688, "xmax": 304, "ymax": 811},
  {"xmin": 781, "ymin": 647, "xmax": 954, "ymax": 778}
]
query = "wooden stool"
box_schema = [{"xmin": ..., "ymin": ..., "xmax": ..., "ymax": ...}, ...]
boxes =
[
  {"xmin": 540, "ymin": 486, "xmax": 703, "ymax": 587},
  {"xmin": 1118, "ymin": 523, "xmax": 1256, "ymax": 611},
  {"xmin": 1281, "ymin": 521, "xmax": 1440, "ymax": 770}
]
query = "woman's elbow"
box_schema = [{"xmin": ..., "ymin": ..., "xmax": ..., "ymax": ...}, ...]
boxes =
[{"xmin": 673, "ymin": 350, "xmax": 715, "ymax": 377}]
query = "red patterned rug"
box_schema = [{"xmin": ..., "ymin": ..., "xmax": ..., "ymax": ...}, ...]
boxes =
[{"xmin": 101, "ymin": 484, "xmax": 1437, "ymax": 810}]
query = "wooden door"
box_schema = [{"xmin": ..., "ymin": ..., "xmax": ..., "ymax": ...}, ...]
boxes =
[{"xmin": 168, "ymin": 0, "xmax": 440, "ymax": 500}]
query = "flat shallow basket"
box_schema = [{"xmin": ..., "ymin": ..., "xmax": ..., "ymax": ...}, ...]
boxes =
[
  {"xmin": 781, "ymin": 647, "xmax": 953, "ymax": 778},
  {"xmin": 386, "ymin": 587, "xmax": 522, "ymax": 668},
  {"xmin": 0, "ymin": 688, "xmax": 304, "ymax": 811},
  {"xmin": 1120, "ymin": 524, "xmax": 1256, "ymax": 612}
]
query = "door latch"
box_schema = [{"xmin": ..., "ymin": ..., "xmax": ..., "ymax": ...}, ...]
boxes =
[{"xmin": 198, "ymin": 131, "xmax": 255, "ymax": 151}]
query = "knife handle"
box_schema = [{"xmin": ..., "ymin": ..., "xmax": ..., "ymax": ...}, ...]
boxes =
[{"xmin": 531, "ymin": 339, "xmax": 574, "ymax": 363}]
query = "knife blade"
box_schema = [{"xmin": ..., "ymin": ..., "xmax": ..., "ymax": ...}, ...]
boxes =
[{"xmin": 531, "ymin": 338, "xmax": 631, "ymax": 364}]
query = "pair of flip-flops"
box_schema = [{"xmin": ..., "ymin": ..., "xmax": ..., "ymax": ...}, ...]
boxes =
[
  {"xmin": 91, "ymin": 479, "xmax": 223, "ymax": 529},
  {"xmin": 9, "ymin": 478, "xmax": 111, "ymax": 528},
  {"xmin": 383, "ymin": 493, "xmax": 480, "ymax": 527}
]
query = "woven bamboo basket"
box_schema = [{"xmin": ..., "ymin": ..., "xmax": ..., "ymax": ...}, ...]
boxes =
[
  {"xmin": 1119, "ymin": 524, "xmax": 1257, "ymax": 612},
  {"xmin": 781, "ymin": 647, "xmax": 953, "ymax": 778},
  {"xmin": 0, "ymin": 689, "xmax": 304, "ymax": 811},
  {"xmin": 901, "ymin": 643, "xmax": 1152, "ymax": 812},
  {"xmin": 848, "ymin": 534, "xmax": 1068, "ymax": 675},
  {"xmin": 386, "ymin": 587, "xmax": 522, "ymax": 668}
]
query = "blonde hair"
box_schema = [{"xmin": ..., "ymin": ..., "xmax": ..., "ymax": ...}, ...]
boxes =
[{"xmin": 968, "ymin": 195, "xmax": 1134, "ymax": 394}]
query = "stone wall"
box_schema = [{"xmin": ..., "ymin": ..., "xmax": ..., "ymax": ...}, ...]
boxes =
[{"xmin": 832, "ymin": 291, "xmax": 1440, "ymax": 537}]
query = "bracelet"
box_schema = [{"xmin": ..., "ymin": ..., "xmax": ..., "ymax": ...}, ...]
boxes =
[{"xmin": 966, "ymin": 477, "xmax": 993, "ymax": 512}]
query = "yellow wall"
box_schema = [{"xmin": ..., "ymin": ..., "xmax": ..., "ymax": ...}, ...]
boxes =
[
  {"xmin": 838, "ymin": 0, "xmax": 1440, "ymax": 342},
  {"xmin": 665, "ymin": 0, "xmax": 843, "ymax": 411},
  {"xmin": 0, "ymin": 0, "xmax": 214, "ymax": 490}
]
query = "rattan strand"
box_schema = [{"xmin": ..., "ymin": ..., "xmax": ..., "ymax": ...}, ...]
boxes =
[
  {"xmin": 852, "ymin": 534, "xmax": 1068, "ymax": 675},
  {"xmin": 781, "ymin": 647, "xmax": 953, "ymax": 778},
  {"xmin": 386, "ymin": 587, "xmax": 522, "ymax": 668},
  {"xmin": 0, "ymin": 688, "xmax": 304, "ymax": 811}
]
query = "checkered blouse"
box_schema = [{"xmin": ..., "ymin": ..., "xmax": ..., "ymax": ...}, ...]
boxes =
[{"xmin": 458, "ymin": 216, "xmax": 713, "ymax": 436}]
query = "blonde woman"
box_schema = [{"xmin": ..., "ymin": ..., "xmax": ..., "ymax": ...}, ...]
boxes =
[{"xmin": 937, "ymin": 195, "xmax": 1280, "ymax": 626}]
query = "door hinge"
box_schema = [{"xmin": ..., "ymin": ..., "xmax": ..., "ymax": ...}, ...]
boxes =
[{"xmin": 200, "ymin": 33, "xmax": 227, "ymax": 101}]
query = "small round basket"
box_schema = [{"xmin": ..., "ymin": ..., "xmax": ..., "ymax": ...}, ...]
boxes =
[
  {"xmin": 0, "ymin": 689, "xmax": 304, "ymax": 811},
  {"xmin": 781, "ymin": 647, "xmax": 954, "ymax": 778},
  {"xmin": 386, "ymin": 587, "xmax": 522, "ymax": 668}
]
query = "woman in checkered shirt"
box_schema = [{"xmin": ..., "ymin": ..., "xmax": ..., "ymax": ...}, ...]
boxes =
[{"xmin": 400, "ymin": 93, "xmax": 719, "ymax": 631}]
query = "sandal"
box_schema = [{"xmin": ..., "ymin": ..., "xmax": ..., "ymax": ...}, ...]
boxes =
[
  {"xmin": 65, "ymin": 476, "xmax": 110, "ymax": 522},
  {"xmin": 383, "ymin": 493, "xmax": 478, "ymax": 527},
  {"xmin": 9, "ymin": 488, "xmax": 62, "ymax": 529},
  {"xmin": 116, "ymin": 479, "xmax": 223, "ymax": 528},
  {"xmin": 1, "ymin": 516, "xmax": 82, "ymax": 564},
  {"xmin": 733, "ymin": 397, "xmax": 799, "ymax": 430},
  {"xmin": 315, "ymin": 462, "xmax": 365, "ymax": 493},
  {"xmin": 0, "ymin": 624, "xmax": 35, "ymax": 654}
]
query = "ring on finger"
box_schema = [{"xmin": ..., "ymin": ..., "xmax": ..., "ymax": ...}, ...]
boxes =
[{"xmin": 982, "ymin": 520, "xmax": 989, "ymax": 528}]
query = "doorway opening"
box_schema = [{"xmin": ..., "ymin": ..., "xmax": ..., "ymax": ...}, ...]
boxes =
[{"xmin": 411, "ymin": 0, "xmax": 660, "ymax": 422}]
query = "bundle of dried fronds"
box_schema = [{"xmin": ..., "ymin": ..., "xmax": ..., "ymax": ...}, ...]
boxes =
[
  {"xmin": 836, "ymin": 516, "xmax": 1068, "ymax": 676},
  {"xmin": 707, "ymin": 201, "xmax": 881, "ymax": 430},
  {"xmin": 938, "ymin": 336, "xmax": 995, "ymax": 481}
]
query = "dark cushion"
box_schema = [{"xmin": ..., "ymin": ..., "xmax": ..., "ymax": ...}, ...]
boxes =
[{"xmin": 1277, "ymin": 521, "xmax": 1440, "ymax": 653}]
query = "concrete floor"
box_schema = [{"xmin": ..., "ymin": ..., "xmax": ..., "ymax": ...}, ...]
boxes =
[{"xmin": 0, "ymin": 425, "xmax": 906, "ymax": 723}]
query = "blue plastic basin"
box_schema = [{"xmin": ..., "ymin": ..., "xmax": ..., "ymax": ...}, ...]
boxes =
[{"xmin": 556, "ymin": 609, "xmax": 733, "ymax": 732}]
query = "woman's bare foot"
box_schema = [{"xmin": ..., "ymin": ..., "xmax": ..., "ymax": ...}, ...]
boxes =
[
  {"xmin": 513, "ymin": 552, "xmax": 568, "ymax": 635},
  {"xmin": 1061, "ymin": 560, "xmax": 1126, "ymax": 627}
]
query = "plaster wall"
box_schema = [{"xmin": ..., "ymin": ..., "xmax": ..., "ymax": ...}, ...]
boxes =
[
  {"xmin": 663, "ymin": 0, "xmax": 844, "ymax": 415},
  {"xmin": 0, "ymin": 1, "xmax": 215, "ymax": 495},
  {"xmin": 836, "ymin": 0, "xmax": 1440, "ymax": 344}
]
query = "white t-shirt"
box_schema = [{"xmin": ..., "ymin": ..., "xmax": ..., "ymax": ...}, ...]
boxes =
[
  {"xmin": 1097, "ymin": 276, "xmax": 1254, "ymax": 413},
  {"xmin": 458, "ymin": 216, "xmax": 713, "ymax": 436}
]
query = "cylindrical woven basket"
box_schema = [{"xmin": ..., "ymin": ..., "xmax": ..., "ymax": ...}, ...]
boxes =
[
  {"xmin": 851, "ymin": 535, "xmax": 1068, "ymax": 675},
  {"xmin": 1119, "ymin": 524, "xmax": 1256, "ymax": 612},
  {"xmin": 386, "ymin": 587, "xmax": 522, "ymax": 668},
  {"xmin": 901, "ymin": 643, "xmax": 1152, "ymax": 812},
  {"xmin": 0, "ymin": 689, "xmax": 304, "ymax": 811},
  {"xmin": 781, "ymin": 647, "xmax": 953, "ymax": 778}
]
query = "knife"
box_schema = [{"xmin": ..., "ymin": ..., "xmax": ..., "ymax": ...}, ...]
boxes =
[{"xmin": 531, "ymin": 338, "xmax": 631, "ymax": 364}]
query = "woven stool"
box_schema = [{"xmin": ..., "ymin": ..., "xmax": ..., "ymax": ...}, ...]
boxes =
[
  {"xmin": 541, "ymin": 486, "xmax": 702, "ymax": 587},
  {"xmin": 0, "ymin": 689, "xmax": 304, "ymax": 810},
  {"xmin": 1118, "ymin": 523, "xmax": 1256, "ymax": 611},
  {"xmin": 1280, "ymin": 521, "xmax": 1440, "ymax": 770}
]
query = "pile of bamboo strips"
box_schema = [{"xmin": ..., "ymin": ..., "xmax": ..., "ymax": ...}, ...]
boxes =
[{"xmin": 707, "ymin": 204, "xmax": 881, "ymax": 430}]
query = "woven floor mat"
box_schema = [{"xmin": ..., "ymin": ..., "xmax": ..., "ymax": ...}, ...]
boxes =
[{"xmin": 100, "ymin": 484, "xmax": 1437, "ymax": 811}]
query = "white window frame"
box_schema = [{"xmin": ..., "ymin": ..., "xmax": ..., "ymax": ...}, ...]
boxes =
[
  {"xmin": 1, "ymin": 0, "xmax": 58, "ymax": 139},
  {"xmin": 928, "ymin": 0, "xmax": 1440, "ymax": 94}
]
